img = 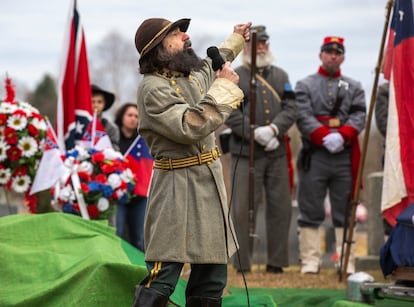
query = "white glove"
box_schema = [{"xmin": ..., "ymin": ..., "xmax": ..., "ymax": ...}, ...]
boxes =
[
  {"xmin": 323, "ymin": 132, "xmax": 344, "ymax": 153},
  {"xmin": 254, "ymin": 124, "xmax": 277, "ymax": 146},
  {"xmin": 264, "ymin": 137, "xmax": 280, "ymax": 151}
]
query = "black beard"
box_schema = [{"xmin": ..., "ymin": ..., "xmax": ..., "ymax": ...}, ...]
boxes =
[{"xmin": 158, "ymin": 45, "xmax": 204, "ymax": 76}]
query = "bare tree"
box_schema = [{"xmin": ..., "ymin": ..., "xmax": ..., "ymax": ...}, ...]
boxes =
[{"xmin": 89, "ymin": 31, "xmax": 142, "ymax": 117}]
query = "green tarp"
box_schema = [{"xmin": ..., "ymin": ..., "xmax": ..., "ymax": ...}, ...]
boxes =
[
  {"xmin": 1, "ymin": 213, "xmax": 413, "ymax": 307},
  {"xmin": 0, "ymin": 213, "xmax": 186, "ymax": 306}
]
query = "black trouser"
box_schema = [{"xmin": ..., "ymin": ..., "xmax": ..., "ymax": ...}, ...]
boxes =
[{"xmin": 140, "ymin": 261, "xmax": 227, "ymax": 298}]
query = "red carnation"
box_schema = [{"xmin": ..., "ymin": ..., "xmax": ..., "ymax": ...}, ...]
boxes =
[
  {"xmin": 4, "ymin": 77, "xmax": 16, "ymax": 103},
  {"xmin": 78, "ymin": 171, "xmax": 90, "ymax": 182},
  {"xmin": 80, "ymin": 182, "xmax": 90, "ymax": 193},
  {"xmin": 73, "ymin": 203, "xmax": 80, "ymax": 212},
  {"xmin": 101, "ymin": 163, "xmax": 116, "ymax": 174},
  {"xmin": 4, "ymin": 127, "xmax": 18, "ymax": 144},
  {"xmin": 7, "ymin": 146, "xmax": 22, "ymax": 161},
  {"xmin": 119, "ymin": 181, "xmax": 127, "ymax": 190},
  {"xmin": 95, "ymin": 173, "xmax": 107, "ymax": 183},
  {"xmin": 0, "ymin": 114, "xmax": 7, "ymax": 126},
  {"xmin": 87, "ymin": 205, "xmax": 100, "ymax": 219},
  {"xmin": 13, "ymin": 165, "xmax": 28, "ymax": 176},
  {"xmin": 91, "ymin": 152, "xmax": 105, "ymax": 163},
  {"xmin": 12, "ymin": 109, "xmax": 27, "ymax": 116},
  {"xmin": 27, "ymin": 124, "xmax": 39, "ymax": 137},
  {"xmin": 24, "ymin": 193, "xmax": 38, "ymax": 214},
  {"xmin": 31, "ymin": 112, "xmax": 43, "ymax": 121}
]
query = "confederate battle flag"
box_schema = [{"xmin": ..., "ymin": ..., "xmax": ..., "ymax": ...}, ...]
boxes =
[{"xmin": 56, "ymin": 0, "xmax": 92, "ymax": 151}]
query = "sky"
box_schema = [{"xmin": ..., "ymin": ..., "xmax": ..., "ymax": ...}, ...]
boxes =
[{"xmin": 1, "ymin": 0, "xmax": 390, "ymax": 102}]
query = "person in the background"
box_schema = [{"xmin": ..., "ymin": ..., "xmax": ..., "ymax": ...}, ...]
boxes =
[
  {"xmin": 91, "ymin": 84, "xmax": 120, "ymax": 151},
  {"xmin": 374, "ymin": 81, "xmax": 393, "ymax": 236},
  {"xmin": 132, "ymin": 17, "xmax": 251, "ymax": 306},
  {"xmin": 295, "ymin": 36, "xmax": 366, "ymax": 274},
  {"xmin": 114, "ymin": 102, "xmax": 146, "ymax": 252},
  {"xmin": 225, "ymin": 25, "xmax": 296, "ymax": 274},
  {"xmin": 375, "ymin": 81, "xmax": 389, "ymax": 139}
]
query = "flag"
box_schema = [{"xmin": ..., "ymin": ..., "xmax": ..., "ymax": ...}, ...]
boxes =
[
  {"xmin": 381, "ymin": 0, "xmax": 414, "ymax": 226},
  {"xmin": 56, "ymin": 0, "xmax": 92, "ymax": 151},
  {"xmin": 124, "ymin": 136, "xmax": 154, "ymax": 197},
  {"xmin": 30, "ymin": 120, "xmax": 66, "ymax": 195},
  {"xmin": 80, "ymin": 111, "xmax": 113, "ymax": 150}
]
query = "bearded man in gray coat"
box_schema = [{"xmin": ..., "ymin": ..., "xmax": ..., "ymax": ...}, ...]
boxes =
[{"xmin": 132, "ymin": 18, "xmax": 251, "ymax": 307}]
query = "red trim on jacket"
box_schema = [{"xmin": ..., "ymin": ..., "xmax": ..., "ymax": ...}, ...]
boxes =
[
  {"xmin": 318, "ymin": 66, "xmax": 341, "ymax": 78},
  {"xmin": 338, "ymin": 125, "xmax": 358, "ymax": 143},
  {"xmin": 310, "ymin": 126, "xmax": 330, "ymax": 146}
]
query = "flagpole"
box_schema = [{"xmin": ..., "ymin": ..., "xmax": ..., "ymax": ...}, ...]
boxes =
[
  {"xmin": 71, "ymin": 172, "xmax": 91, "ymax": 220},
  {"xmin": 123, "ymin": 135, "xmax": 141, "ymax": 158},
  {"xmin": 340, "ymin": 0, "xmax": 394, "ymax": 282},
  {"xmin": 91, "ymin": 109, "xmax": 97, "ymax": 148}
]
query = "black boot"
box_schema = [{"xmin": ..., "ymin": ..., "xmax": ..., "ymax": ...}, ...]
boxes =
[
  {"xmin": 132, "ymin": 285, "xmax": 169, "ymax": 307},
  {"xmin": 186, "ymin": 296, "xmax": 222, "ymax": 307}
]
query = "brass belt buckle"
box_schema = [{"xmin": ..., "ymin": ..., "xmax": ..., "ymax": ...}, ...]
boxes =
[{"xmin": 329, "ymin": 118, "xmax": 340, "ymax": 128}]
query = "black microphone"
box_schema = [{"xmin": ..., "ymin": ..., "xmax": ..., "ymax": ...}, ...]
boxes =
[{"xmin": 207, "ymin": 46, "xmax": 225, "ymax": 71}]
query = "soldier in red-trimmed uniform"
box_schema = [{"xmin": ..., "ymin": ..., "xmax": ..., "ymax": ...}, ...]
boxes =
[{"xmin": 295, "ymin": 36, "xmax": 366, "ymax": 274}]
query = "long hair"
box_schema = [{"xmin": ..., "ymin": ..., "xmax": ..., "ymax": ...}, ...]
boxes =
[
  {"xmin": 139, "ymin": 44, "xmax": 165, "ymax": 74},
  {"xmin": 114, "ymin": 102, "xmax": 137, "ymax": 129}
]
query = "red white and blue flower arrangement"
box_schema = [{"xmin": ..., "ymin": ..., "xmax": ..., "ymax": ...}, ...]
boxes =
[
  {"xmin": 55, "ymin": 146, "xmax": 135, "ymax": 220},
  {"xmin": 0, "ymin": 77, "xmax": 47, "ymax": 194}
]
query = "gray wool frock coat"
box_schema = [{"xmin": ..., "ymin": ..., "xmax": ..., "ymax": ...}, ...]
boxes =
[{"xmin": 137, "ymin": 33, "xmax": 245, "ymax": 264}]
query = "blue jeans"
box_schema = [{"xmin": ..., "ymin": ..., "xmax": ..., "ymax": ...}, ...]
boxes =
[{"xmin": 116, "ymin": 196, "xmax": 147, "ymax": 252}]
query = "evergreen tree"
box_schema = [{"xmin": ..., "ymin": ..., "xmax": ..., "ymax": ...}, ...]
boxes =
[{"xmin": 27, "ymin": 74, "xmax": 57, "ymax": 124}]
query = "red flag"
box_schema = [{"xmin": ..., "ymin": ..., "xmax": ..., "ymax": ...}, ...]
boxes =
[
  {"xmin": 56, "ymin": 0, "xmax": 92, "ymax": 151},
  {"xmin": 124, "ymin": 136, "xmax": 154, "ymax": 197},
  {"xmin": 381, "ymin": 0, "xmax": 414, "ymax": 226}
]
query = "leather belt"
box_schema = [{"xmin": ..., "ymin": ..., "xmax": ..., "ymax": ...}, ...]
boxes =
[{"xmin": 154, "ymin": 146, "xmax": 221, "ymax": 170}]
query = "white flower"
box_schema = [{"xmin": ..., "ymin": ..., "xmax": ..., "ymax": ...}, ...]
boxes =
[
  {"xmin": 0, "ymin": 168, "xmax": 11, "ymax": 184},
  {"xmin": 107, "ymin": 173, "xmax": 121, "ymax": 189},
  {"xmin": 78, "ymin": 161, "xmax": 93, "ymax": 175},
  {"xmin": 0, "ymin": 102, "xmax": 17, "ymax": 114},
  {"xmin": 19, "ymin": 101, "xmax": 38, "ymax": 113},
  {"xmin": 59, "ymin": 185, "xmax": 75, "ymax": 202},
  {"xmin": 0, "ymin": 139, "xmax": 10, "ymax": 162},
  {"xmin": 11, "ymin": 175, "xmax": 31, "ymax": 193},
  {"xmin": 74, "ymin": 146, "xmax": 90, "ymax": 161},
  {"xmin": 7, "ymin": 114, "xmax": 28, "ymax": 131},
  {"xmin": 30, "ymin": 117, "xmax": 47, "ymax": 131},
  {"xmin": 18, "ymin": 136, "xmax": 38, "ymax": 157},
  {"xmin": 120, "ymin": 168, "xmax": 134, "ymax": 182},
  {"xmin": 97, "ymin": 197, "xmax": 109, "ymax": 212},
  {"xmin": 103, "ymin": 148, "xmax": 123, "ymax": 160}
]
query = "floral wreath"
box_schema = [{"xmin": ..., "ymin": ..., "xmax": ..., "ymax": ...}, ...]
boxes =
[
  {"xmin": 0, "ymin": 77, "xmax": 47, "ymax": 195},
  {"xmin": 54, "ymin": 145, "xmax": 136, "ymax": 220}
]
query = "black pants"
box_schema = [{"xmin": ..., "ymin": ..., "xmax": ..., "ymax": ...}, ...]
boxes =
[{"xmin": 140, "ymin": 261, "xmax": 227, "ymax": 298}]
